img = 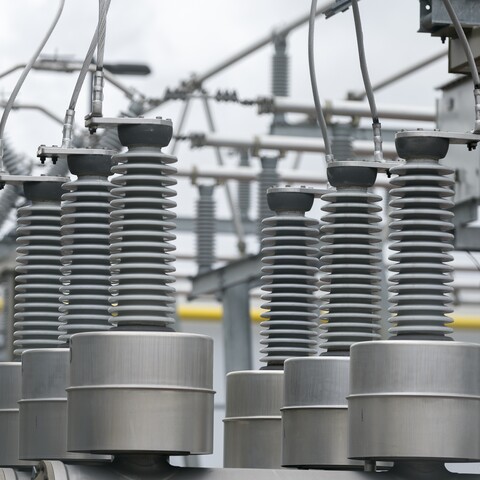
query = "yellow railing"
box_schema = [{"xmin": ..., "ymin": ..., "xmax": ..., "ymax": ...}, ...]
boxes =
[{"xmin": 177, "ymin": 304, "xmax": 480, "ymax": 329}]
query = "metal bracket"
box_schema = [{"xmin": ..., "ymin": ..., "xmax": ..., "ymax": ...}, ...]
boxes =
[
  {"xmin": 84, "ymin": 114, "xmax": 172, "ymax": 132},
  {"xmin": 37, "ymin": 145, "xmax": 116, "ymax": 163},
  {"xmin": 324, "ymin": 0, "xmax": 353, "ymax": 18},
  {"xmin": 396, "ymin": 129, "xmax": 480, "ymax": 149},
  {"xmin": 0, "ymin": 173, "xmax": 67, "ymax": 187},
  {"xmin": 267, "ymin": 185, "xmax": 327, "ymax": 198},
  {"xmin": 326, "ymin": 158, "xmax": 403, "ymax": 172}
]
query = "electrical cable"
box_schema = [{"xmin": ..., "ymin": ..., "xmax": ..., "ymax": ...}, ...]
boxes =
[
  {"xmin": 0, "ymin": 0, "xmax": 65, "ymax": 169},
  {"xmin": 351, "ymin": 0, "xmax": 378, "ymax": 123},
  {"xmin": 351, "ymin": 0, "xmax": 383, "ymax": 161},
  {"xmin": 441, "ymin": 0, "xmax": 480, "ymax": 132},
  {"xmin": 62, "ymin": 0, "xmax": 110, "ymax": 145},
  {"xmin": 96, "ymin": 0, "xmax": 111, "ymax": 70},
  {"xmin": 308, "ymin": 0, "xmax": 333, "ymax": 160}
]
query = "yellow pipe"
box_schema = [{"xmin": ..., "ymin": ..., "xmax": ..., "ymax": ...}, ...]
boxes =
[{"xmin": 177, "ymin": 304, "xmax": 480, "ymax": 329}]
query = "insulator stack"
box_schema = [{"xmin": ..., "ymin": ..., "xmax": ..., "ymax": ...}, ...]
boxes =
[
  {"xmin": 196, "ymin": 184, "xmax": 216, "ymax": 274},
  {"xmin": 320, "ymin": 167, "xmax": 382, "ymax": 354},
  {"xmin": 109, "ymin": 121, "xmax": 177, "ymax": 329},
  {"xmin": 14, "ymin": 182, "xmax": 64, "ymax": 356},
  {"xmin": 388, "ymin": 159, "xmax": 454, "ymax": 340},
  {"xmin": 331, "ymin": 123, "xmax": 354, "ymax": 161},
  {"xmin": 272, "ymin": 35, "xmax": 289, "ymax": 98},
  {"xmin": 237, "ymin": 149, "xmax": 251, "ymax": 221},
  {"xmin": 260, "ymin": 189, "xmax": 320, "ymax": 368},
  {"xmin": 257, "ymin": 156, "xmax": 279, "ymax": 239},
  {"xmin": 58, "ymin": 153, "xmax": 114, "ymax": 342}
]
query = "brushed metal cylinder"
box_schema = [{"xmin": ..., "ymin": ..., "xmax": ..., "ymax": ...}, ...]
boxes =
[
  {"xmin": 68, "ymin": 332, "xmax": 214, "ymax": 454},
  {"xmin": 19, "ymin": 349, "xmax": 110, "ymax": 461},
  {"xmin": 223, "ymin": 370, "xmax": 283, "ymax": 468},
  {"xmin": 349, "ymin": 340, "xmax": 480, "ymax": 461},
  {"xmin": 282, "ymin": 357, "xmax": 362, "ymax": 468},
  {"xmin": 0, "ymin": 363, "xmax": 34, "ymax": 467},
  {"xmin": 0, "ymin": 468, "xmax": 31, "ymax": 480}
]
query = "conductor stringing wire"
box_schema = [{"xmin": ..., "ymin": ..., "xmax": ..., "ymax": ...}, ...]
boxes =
[
  {"xmin": 308, "ymin": 0, "xmax": 333, "ymax": 161},
  {"xmin": 351, "ymin": 0, "xmax": 383, "ymax": 162},
  {"xmin": 96, "ymin": 0, "xmax": 111, "ymax": 71},
  {"xmin": 441, "ymin": 0, "xmax": 480, "ymax": 132},
  {"xmin": 62, "ymin": 0, "xmax": 111, "ymax": 146},
  {"xmin": 0, "ymin": 0, "xmax": 66, "ymax": 169}
]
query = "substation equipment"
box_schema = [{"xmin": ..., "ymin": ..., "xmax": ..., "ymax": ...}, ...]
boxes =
[{"xmin": 0, "ymin": 1, "xmax": 480, "ymax": 480}]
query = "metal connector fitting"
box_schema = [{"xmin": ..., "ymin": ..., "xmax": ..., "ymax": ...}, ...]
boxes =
[
  {"xmin": 474, "ymin": 88, "xmax": 480, "ymax": 134},
  {"xmin": 373, "ymin": 122, "xmax": 384, "ymax": 163},
  {"xmin": 92, "ymin": 70, "xmax": 105, "ymax": 117},
  {"xmin": 61, "ymin": 109, "xmax": 75, "ymax": 148}
]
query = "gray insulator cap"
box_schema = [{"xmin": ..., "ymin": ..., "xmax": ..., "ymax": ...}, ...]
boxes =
[
  {"xmin": 117, "ymin": 123, "xmax": 173, "ymax": 148},
  {"xmin": 267, "ymin": 191, "xmax": 314, "ymax": 213},
  {"xmin": 327, "ymin": 166, "xmax": 377, "ymax": 188},
  {"xmin": 23, "ymin": 181, "xmax": 63, "ymax": 202},
  {"xmin": 395, "ymin": 135, "xmax": 449, "ymax": 161},
  {"xmin": 66, "ymin": 154, "xmax": 112, "ymax": 177}
]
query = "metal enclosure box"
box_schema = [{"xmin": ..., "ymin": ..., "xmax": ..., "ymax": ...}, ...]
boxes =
[
  {"xmin": 449, "ymin": 28, "xmax": 480, "ymax": 74},
  {"xmin": 420, "ymin": 0, "xmax": 480, "ymax": 36},
  {"xmin": 437, "ymin": 76, "xmax": 480, "ymax": 223}
]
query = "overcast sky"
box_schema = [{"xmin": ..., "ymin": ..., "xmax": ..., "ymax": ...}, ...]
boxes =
[{"xmin": 0, "ymin": 0, "xmax": 461, "ymax": 287}]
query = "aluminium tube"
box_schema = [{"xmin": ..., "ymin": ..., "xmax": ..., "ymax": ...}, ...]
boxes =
[
  {"xmin": 189, "ymin": 132, "xmax": 398, "ymax": 158},
  {"xmin": 258, "ymin": 97, "xmax": 437, "ymax": 123}
]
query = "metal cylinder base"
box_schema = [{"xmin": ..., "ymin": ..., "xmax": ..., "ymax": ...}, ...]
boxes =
[
  {"xmin": 68, "ymin": 332, "xmax": 214, "ymax": 455},
  {"xmin": 348, "ymin": 341, "xmax": 480, "ymax": 461},
  {"xmin": 282, "ymin": 357, "xmax": 362, "ymax": 469},
  {"xmin": 19, "ymin": 349, "xmax": 110, "ymax": 461},
  {"xmin": 223, "ymin": 370, "xmax": 283, "ymax": 468},
  {"xmin": 0, "ymin": 363, "xmax": 34, "ymax": 467}
]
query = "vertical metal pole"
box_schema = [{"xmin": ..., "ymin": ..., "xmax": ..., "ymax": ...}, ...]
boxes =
[
  {"xmin": 223, "ymin": 282, "xmax": 252, "ymax": 374},
  {"xmin": 170, "ymin": 96, "xmax": 192, "ymax": 156},
  {"xmin": 201, "ymin": 96, "xmax": 246, "ymax": 255},
  {"xmin": 237, "ymin": 149, "xmax": 251, "ymax": 222}
]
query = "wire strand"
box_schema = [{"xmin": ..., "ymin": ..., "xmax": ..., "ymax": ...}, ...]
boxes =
[
  {"xmin": 0, "ymin": 0, "xmax": 65, "ymax": 158},
  {"xmin": 308, "ymin": 0, "xmax": 332, "ymax": 158},
  {"xmin": 351, "ymin": 0, "xmax": 378, "ymax": 123},
  {"xmin": 442, "ymin": 0, "xmax": 480, "ymax": 88},
  {"xmin": 96, "ymin": 0, "xmax": 111, "ymax": 71}
]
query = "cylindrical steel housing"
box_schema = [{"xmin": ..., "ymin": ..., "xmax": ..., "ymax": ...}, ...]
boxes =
[
  {"xmin": 0, "ymin": 363, "xmax": 33, "ymax": 467},
  {"xmin": 67, "ymin": 332, "xmax": 214, "ymax": 454},
  {"xmin": 19, "ymin": 349, "xmax": 110, "ymax": 462},
  {"xmin": 348, "ymin": 340, "xmax": 480, "ymax": 461},
  {"xmin": 282, "ymin": 357, "xmax": 362, "ymax": 469},
  {"xmin": 223, "ymin": 371, "xmax": 283, "ymax": 468}
]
